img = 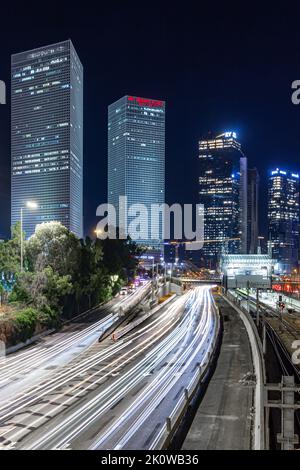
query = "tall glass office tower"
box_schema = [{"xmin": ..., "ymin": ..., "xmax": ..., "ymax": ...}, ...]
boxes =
[
  {"xmin": 268, "ymin": 169, "xmax": 299, "ymax": 274},
  {"xmin": 197, "ymin": 132, "xmax": 247, "ymax": 268},
  {"xmin": 11, "ymin": 40, "xmax": 83, "ymax": 238},
  {"xmin": 108, "ymin": 95, "xmax": 165, "ymax": 259},
  {"xmin": 247, "ymin": 168, "xmax": 260, "ymax": 254}
]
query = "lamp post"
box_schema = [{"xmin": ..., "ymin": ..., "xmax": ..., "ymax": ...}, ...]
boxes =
[
  {"xmin": 168, "ymin": 263, "xmax": 173, "ymax": 281},
  {"xmin": 94, "ymin": 228, "xmax": 103, "ymax": 238},
  {"xmin": 163, "ymin": 260, "xmax": 166, "ymax": 283},
  {"xmin": 20, "ymin": 201, "xmax": 38, "ymax": 271}
]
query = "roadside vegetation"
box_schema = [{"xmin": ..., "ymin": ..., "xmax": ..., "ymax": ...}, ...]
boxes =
[{"xmin": 0, "ymin": 221, "xmax": 143, "ymax": 347}]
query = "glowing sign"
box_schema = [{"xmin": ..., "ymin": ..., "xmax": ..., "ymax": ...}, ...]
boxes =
[
  {"xmin": 224, "ymin": 131, "xmax": 237, "ymax": 139},
  {"xmin": 272, "ymin": 170, "xmax": 299, "ymax": 178},
  {"xmin": 272, "ymin": 169, "xmax": 288, "ymax": 176},
  {"xmin": 128, "ymin": 96, "xmax": 164, "ymax": 108}
]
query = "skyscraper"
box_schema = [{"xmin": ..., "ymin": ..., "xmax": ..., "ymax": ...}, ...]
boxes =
[
  {"xmin": 198, "ymin": 132, "xmax": 247, "ymax": 268},
  {"xmin": 268, "ymin": 169, "xmax": 299, "ymax": 274},
  {"xmin": 247, "ymin": 168, "xmax": 260, "ymax": 254},
  {"xmin": 107, "ymin": 95, "xmax": 165, "ymax": 259},
  {"xmin": 0, "ymin": 102, "xmax": 9, "ymax": 238},
  {"xmin": 11, "ymin": 40, "xmax": 83, "ymax": 239}
]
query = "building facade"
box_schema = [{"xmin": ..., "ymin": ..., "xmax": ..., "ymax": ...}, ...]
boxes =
[
  {"xmin": 108, "ymin": 95, "xmax": 165, "ymax": 259},
  {"xmin": 198, "ymin": 132, "xmax": 247, "ymax": 269},
  {"xmin": 247, "ymin": 168, "xmax": 260, "ymax": 254},
  {"xmin": 163, "ymin": 241, "xmax": 186, "ymax": 264},
  {"xmin": 268, "ymin": 169, "xmax": 299, "ymax": 274},
  {"xmin": 221, "ymin": 253, "xmax": 274, "ymax": 290},
  {"xmin": 11, "ymin": 40, "xmax": 83, "ymax": 239}
]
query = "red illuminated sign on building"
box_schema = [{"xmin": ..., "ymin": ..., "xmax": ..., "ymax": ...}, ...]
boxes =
[{"xmin": 127, "ymin": 96, "xmax": 164, "ymax": 108}]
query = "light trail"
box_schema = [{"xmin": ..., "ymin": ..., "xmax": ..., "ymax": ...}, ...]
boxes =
[
  {"xmin": 90, "ymin": 287, "xmax": 215, "ymax": 449},
  {"xmin": 31, "ymin": 287, "xmax": 216, "ymax": 450},
  {"xmin": 0, "ymin": 283, "xmax": 150, "ymax": 388},
  {"xmin": 0, "ymin": 292, "xmax": 185, "ymax": 446},
  {"xmin": 22, "ymin": 295, "xmax": 192, "ymax": 449},
  {"xmin": 0, "ymin": 315, "xmax": 115, "ymax": 386},
  {"xmin": 0, "ymin": 293, "xmax": 180, "ymax": 423},
  {"xmin": 0, "ymin": 285, "xmax": 219, "ymax": 450}
]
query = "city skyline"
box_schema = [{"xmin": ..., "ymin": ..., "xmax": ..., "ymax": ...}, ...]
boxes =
[
  {"xmin": 1, "ymin": 36, "xmax": 299, "ymax": 274},
  {"xmin": 2, "ymin": 51, "xmax": 299, "ymax": 246},
  {"xmin": 1, "ymin": 5, "xmax": 300, "ymax": 241},
  {"xmin": 1, "ymin": 3, "xmax": 300, "ymax": 456}
]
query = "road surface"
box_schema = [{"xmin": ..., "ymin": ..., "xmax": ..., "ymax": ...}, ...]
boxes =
[
  {"xmin": 0, "ymin": 285, "xmax": 218, "ymax": 450},
  {"xmin": 0, "ymin": 283, "xmax": 150, "ymax": 403}
]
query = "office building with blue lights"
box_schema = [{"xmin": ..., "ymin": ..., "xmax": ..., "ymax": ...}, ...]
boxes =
[
  {"xmin": 11, "ymin": 40, "xmax": 83, "ymax": 238},
  {"xmin": 108, "ymin": 95, "xmax": 165, "ymax": 259},
  {"xmin": 268, "ymin": 169, "xmax": 299, "ymax": 274},
  {"xmin": 247, "ymin": 168, "xmax": 260, "ymax": 254},
  {"xmin": 197, "ymin": 132, "xmax": 248, "ymax": 268}
]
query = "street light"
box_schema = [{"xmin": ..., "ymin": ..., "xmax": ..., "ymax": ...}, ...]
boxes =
[
  {"xmin": 94, "ymin": 228, "xmax": 104, "ymax": 239},
  {"xmin": 20, "ymin": 201, "xmax": 38, "ymax": 271},
  {"xmin": 26, "ymin": 201, "xmax": 38, "ymax": 210}
]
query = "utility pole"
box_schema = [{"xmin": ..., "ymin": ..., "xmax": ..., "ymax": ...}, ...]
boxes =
[
  {"xmin": 19, "ymin": 201, "xmax": 38, "ymax": 271},
  {"xmin": 246, "ymin": 280, "xmax": 250, "ymax": 312},
  {"xmin": 262, "ymin": 320, "xmax": 267, "ymax": 355},
  {"xmin": 265, "ymin": 376, "xmax": 300, "ymax": 450},
  {"xmin": 256, "ymin": 287, "xmax": 260, "ymax": 327},
  {"xmin": 20, "ymin": 207, "xmax": 24, "ymax": 272}
]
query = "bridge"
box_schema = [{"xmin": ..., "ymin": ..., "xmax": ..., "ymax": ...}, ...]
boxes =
[{"xmin": 177, "ymin": 277, "xmax": 221, "ymax": 284}]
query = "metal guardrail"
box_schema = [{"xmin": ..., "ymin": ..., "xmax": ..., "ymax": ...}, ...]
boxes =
[
  {"xmin": 112, "ymin": 294, "xmax": 176, "ymax": 341},
  {"xmin": 98, "ymin": 283, "xmax": 153, "ymax": 342}
]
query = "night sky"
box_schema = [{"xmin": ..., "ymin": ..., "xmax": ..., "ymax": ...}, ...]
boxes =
[{"xmin": 0, "ymin": 3, "xmax": 300, "ymax": 239}]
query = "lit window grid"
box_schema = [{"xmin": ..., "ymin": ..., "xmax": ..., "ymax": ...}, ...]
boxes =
[
  {"xmin": 108, "ymin": 96, "xmax": 165, "ymax": 251},
  {"xmin": 268, "ymin": 171, "xmax": 299, "ymax": 271},
  {"xmin": 11, "ymin": 40, "xmax": 83, "ymax": 238},
  {"xmin": 198, "ymin": 150, "xmax": 242, "ymax": 259}
]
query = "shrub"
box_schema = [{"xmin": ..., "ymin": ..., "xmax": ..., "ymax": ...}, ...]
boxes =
[
  {"xmin": 14, "ymin": 308, "xmax": 39, "ymax": 343},
  {"xmin": 38, "ymin": 305, "xmax": 61, "ymax": 329}
]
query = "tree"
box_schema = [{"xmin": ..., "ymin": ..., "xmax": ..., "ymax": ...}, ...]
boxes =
[
  {"xmin": 73, "ymin": 237, "xmax": 108, "ymax": 310},
  {"xmin": 0, "ymin": 222, "xmax": 24, "ymax": 301},
  {"xmin": 101, "ymin": 235, "xmax": 144, "ymax": 281},
  {"xmin": 0, "ymin": 284, "xmax": 4, "ymax": 306},
  {"xmin": 26, "ymin": 221, "xmax": 81, "ymax": 277},
  {"xmin": 16, "ymin": 267, "xmax": 72, "ymax": 312},
  {"xmin": 8, "ymin": 221, "xmax": 144, "ymax": 333}
]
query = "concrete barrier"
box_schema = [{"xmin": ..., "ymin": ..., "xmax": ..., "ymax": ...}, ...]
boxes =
[{"xmin": 113, "ymin": 294, "xmax": 177, "ymax": 341}]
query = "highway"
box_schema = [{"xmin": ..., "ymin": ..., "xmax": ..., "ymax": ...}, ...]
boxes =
[
  {"xmin": 0, "ymin": 282, "xmax": 151, "ymax": 404},
  {"xmin": 0, "ymin": 284, "xmax": 218, "ymax": 450}
]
